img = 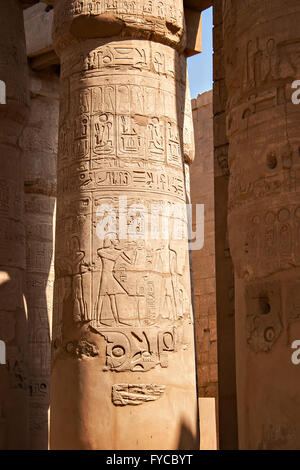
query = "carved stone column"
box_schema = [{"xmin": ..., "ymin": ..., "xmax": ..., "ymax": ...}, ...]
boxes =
[
  {"xmin": 21, "ymin": 70, "xmax": 59, "ymax": 450},
  {"xmin": 224, "ymin": 0, "xmax": 300, "ymax": 449},
  {"xmin": 51, "ymin": 0, "xmax": 198, "ymax": 450},
  {"xmin": 0, "ymin": 0, "xmax": 30, "ymax": 450},
  {"xmin": 213, "ymin": 0, "xmax": 238, "ymax": 450}
]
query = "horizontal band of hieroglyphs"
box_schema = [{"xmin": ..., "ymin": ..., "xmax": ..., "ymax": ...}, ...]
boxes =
[
  {"xmin": 61, "ymin": 83, "xmax": 185, "ymax": 122},
  {"xmin": 0, "ymin": 178, "xmax": 22, "ymax": 218},
  {"xmin": 61, "ymin": 43, "xmax": 186, "ymax": 81},
  {"xmin": 58, "ymin": 168, "xmax": 185, "ymax": 199},
  {"xmin": 69, "ymin": 0, "xmax": 183, "ymax": 25},
  {"xmin": 55, "ymin": 196, "xmax": 188, "ymax": 223}
]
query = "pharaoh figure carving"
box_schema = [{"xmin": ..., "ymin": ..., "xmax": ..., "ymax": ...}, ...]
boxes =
[{"xmin": 51, "ymin": 0, "xmax": 198, "ymax": 450}]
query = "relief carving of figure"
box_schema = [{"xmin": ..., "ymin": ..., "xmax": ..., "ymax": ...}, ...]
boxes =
[
  {"xmin": 148, "ymin": 117, "xmax": 164, "ymax": 157},
  {"xmin": 95, "ymin": 234, "xmax": 132, "ymax": 326},
  {"xmin": 155, "ymin": 243, "xmax": 177, "ymax": 320},
  {"xmin": 94, "ymin": 113, "xmax": 113, "ymax": 154},
  {"xmin": 69, "ymin": 236, "xmax": 88, "ymax": 322}
]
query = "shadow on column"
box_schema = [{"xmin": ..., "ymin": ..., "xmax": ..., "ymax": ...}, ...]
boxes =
[
  {"xmin": 21, "ymin": 68, "xmax": 59, "ymax": 450},
  {"xmin": 177, "ymin": 420, "xmax": 199, "ymax": 450},
  {"xmin": 0, "ymin": 0, "xmax": 31, "ymax": 450}
]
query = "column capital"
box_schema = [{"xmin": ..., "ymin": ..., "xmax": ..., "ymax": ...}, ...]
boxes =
[
  {"xmin": 53, "ymin": 0, "xmax": 187, "ymax": 56},
  {"xmin": 184, "ymin": 0, "xmax": 212, "ymax": 12}
]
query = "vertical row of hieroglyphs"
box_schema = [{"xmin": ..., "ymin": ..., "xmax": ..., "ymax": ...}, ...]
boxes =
[
  {"xmin": 224, "ymin": 0, "xmax": 300, "ymax": 449},
  {"xmin": 213, "ymin": 0, "xmax": 238, "ymax": 450},
  {"xmin": 0, "ymin": 0, "xmax": 30, "ymax": 450},
  {"xmin": 20, "ymin": 69, "xmax": 59, "ymax": 450},
  {"xmin": 50, "ymin": 0, "xmax": 199, "ymax": 450}
]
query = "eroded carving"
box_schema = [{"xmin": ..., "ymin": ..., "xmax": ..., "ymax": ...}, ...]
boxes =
[
  {"xmin": 112, "ymin": 383, "xmax": 165, "ymax": 406},
  {"xmin": 246, "ymin": 281, "xmax": 283, "ymax": 352},
  {"xmin": 91, "ymin": 324, "xmax": 188, "ymax": 371}
]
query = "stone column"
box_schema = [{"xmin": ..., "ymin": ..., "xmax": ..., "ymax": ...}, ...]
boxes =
[
  {"xmin": 191, "ymin": 91, "xmax": 218, "ymax": 399},
  {"xmin": 191, "ymin": 91, "xmax": 218, "ymax": 447},
  {"xmin": 21, "ymin": 70, "xmax": 59, "ymax": 450},
  {"xmin": 224, "ymin": 0, "xmax": 300, "ymax": 449},
  {"xmin": 0, "ymin": 0, "xmax": 29, "ymax": 449},
  {"xmin": 51, "ymin": 0, "xmax": 198, "ymax": 450},
  {"xmin": 213, "ymin": 0, "xmax": 238, "ymax": 450}
]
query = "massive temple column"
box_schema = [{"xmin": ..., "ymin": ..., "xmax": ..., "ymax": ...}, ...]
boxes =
[
  {"xmin": 213, "ymin": 0, "xmax": 238, "ymax": 449},
  {"xmin": 51, "ymin": 0, "xmax": 199, "ymax": 450},
  {"xmin": 21, "ymin": 69, "xmax": 59, "ymax": 450},
  {"xmin": 0, "ymin": 0, "xmax": 30, "ymax": 449},
  {"xmin": 224, "ymin": 0, "xmax": 300, "ymax": 449},
  {"xmin": 191, "ymin": 91, "xmax": 218, "ymax": 404}
]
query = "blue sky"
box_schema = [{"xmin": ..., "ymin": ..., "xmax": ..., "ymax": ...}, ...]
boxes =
[{"xmin": 187, "ymin": 7, "xmax": 213, "ymax": 99}]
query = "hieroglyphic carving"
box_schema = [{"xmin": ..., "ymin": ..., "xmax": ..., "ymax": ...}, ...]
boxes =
[
  {"xmin": 51, "ymin": 0, "xmax": 198, "ymax": 449},
  {"xmin": 112, "ymin": 383, "xmax": 165, "ymax": 406},
  {"xmin": 92, "ymin": 325, "xmax": 187, "ymax": 371},
  {"xmin": 64, "ymin": 339, "xmax": 99, "ymax": 357},
  {"xmin": 226, "ymin": 32, "xmax": 300, "ymax": 145},
  {"xmin": 229, "ymin": 204, "xmax": 300, "ymax": 280},
  {"xmin": 6, "ymin": 345, "xmax": 27, "ymax": 390},
  {"xmin": 86, "ymin": 230, "xmax": 191, "ymax": 372},
  {"xmin": 28, "ymin": 319, "xmax": 50, "ymax": 378},
  {"xmin": 286, "ymin": 280, "xmax": 300, "ymax": 338},
  {"xmin": 61, "ymin": 42, "xmax": 185, "ymax": 83},
  {"xmin": 0, "ymin": 4, "xmax": 29, "ymax": 435},
  {"xmin": 59, "ymin": 81, "xmax": 184, "ymax": 170},
  {"xmin": 58, "ymin": 167, "xmax": 185, "ymax": 201},
  {"xmin": 82, "ymin": 46, "xmax": 148, "ymax": 72},
  {"xmin": 68, "ymin": 0, "xmax": 184, "ymax": 32},
  {"xmin": 246, "ymin": 281, "xmax": 283, "ymax": 352},
  {"xmin": 55, "ymin": 235, "xmax": 91, "ymax": 323},
  {"xmin": 94, "ymin": 237, "xmax": 132, "ymax": 325},
  {"xmin": 54, "ymin": 186, "xmax": 191, "ymax": 324},
  {"xmin": 69, "ymin": 0, "xmax": 181, "ymax": 19},
  {"xmin": 221, "ymin": 0, "xmax": 300, "ymax": 450},
  {"xmin": 53, "ymin": 0, "xmax": 185, "ymax": 62}
]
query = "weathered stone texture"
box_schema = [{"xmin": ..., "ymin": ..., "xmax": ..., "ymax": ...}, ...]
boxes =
[
  {"xmin": 212, "ymin": 0, "xmax": 238, "ymax": 450},
  {"xmin": 51, "ymin": 0, "xmax": 198, "ymax": 450},
  {"xmin": 224, "ymin": 0, "xmax": 300, "ymax": 450},
  {"xmin": 24, "ymin": 3, "xmax": 54, "ymax": 58},
  {"xmin": 20, "ymin": 69, "xmax": 59, "ymax": 450},
  {"xmin": 0, "ymin": 0, "xmax": 30, "ymax": 450},
  {"xmin": 191, "ymin": 91, "xmax": 218, "ymax": 400}
]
